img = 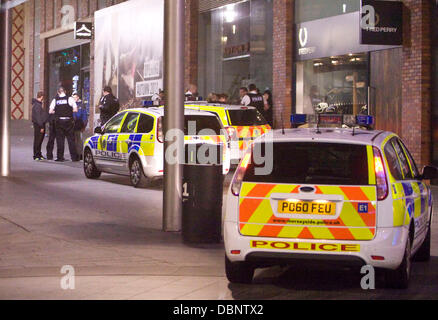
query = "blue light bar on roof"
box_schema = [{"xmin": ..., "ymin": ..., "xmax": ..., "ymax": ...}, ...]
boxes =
[
  {"xmin": 290, "ymin": 113, "xmax": 375, "ymax": 127},
  {"xmin": 356, "ymin": 115, "xmax": 374, "ymax": 126},
  {"xmin": 290, "ymin": 114, "xmax": 307, "ymax": 125},
  {"xmin": 143, "ymin": 100, "xmax": 154, "ymax": 107}
]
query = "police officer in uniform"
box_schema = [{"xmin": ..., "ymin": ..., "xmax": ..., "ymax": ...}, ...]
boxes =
[
  {"xmin": 242, "ymin": 83, "xmax": 265, "ymax": 117},
  {"xmin": 49, "ymin": 87, "xmax": 79, "ymax": 162},
  {"xmin": 98, "ymin": 86, "xmax": 120, "ymax": 126}
]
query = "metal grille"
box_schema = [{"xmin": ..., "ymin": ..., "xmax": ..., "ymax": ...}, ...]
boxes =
[{"xmin": 199, "ymin": 0, "xmax": 244, "ymax": 13}]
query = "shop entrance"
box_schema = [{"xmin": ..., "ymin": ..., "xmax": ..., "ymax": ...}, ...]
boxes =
[
  {"xmin": 49, "ymin": 46, "xmax": 80, "ymax": 98},
  {"xmin": 295, "ymin": 52, "xmax": 369, "ymax": 115},
  {"xmin": 48, "ymin": 43, "xmax": 91, "ymax": 125}
]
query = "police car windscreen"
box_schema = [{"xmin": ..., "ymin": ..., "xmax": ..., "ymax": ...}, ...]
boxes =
[
  {"xmin": 228, "ymin": 109, "xmax": 267, "ymax": 126},
  {"xmin": 244, "ymin": 142, "xmax": 370, "ymax": 185},
  {"xmin": 184, "ymin": 115, "xmax": 222, "ymax": 136}
]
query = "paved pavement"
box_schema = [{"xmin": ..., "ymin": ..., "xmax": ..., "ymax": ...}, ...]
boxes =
[{"xmin": 0, "ymin": 120, "xmax": 438, "ymax": 300}]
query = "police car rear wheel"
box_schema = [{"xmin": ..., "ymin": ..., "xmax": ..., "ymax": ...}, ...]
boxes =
[
  {"xmin": 225, "ymin": 255, "xmax": 254, "ymax": 284},
  {"xmin": 84, "ymin": 149, "xmax": 101, "ymax": 179},
  {"xmin": 129, "ymin": 157, "xmax": 147, "ymax": 188},
  {"xmin": 385, "ymin": 235, "xmax": 411, "ymax": 289}
]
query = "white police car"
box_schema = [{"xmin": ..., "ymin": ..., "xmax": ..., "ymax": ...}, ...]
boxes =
[
  {"xmin": 83, "ymin": 106, "xmax": 231, "ymax": 187},
  {"xmin": 224, "ymin": 114, "xmax": 436, "ymax": 288}
]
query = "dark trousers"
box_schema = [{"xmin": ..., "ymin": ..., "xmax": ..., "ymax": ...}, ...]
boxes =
[
  {"xmin": 33, "ymin": 124, "xmax": 45, "ymax": 159},
  {"xmin": 56, "ymin": 119, "xmax": 78, "ymax": 161},
  {"xmin": 46, "ymin": 120, "xmax": 56, "ymax": 159}
]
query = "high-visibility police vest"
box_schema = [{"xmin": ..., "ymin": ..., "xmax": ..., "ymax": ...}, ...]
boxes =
[
  {"xmin": 247, "ymin": 93, "xmax": 264, "ymax": 114},
  {"xmin": 54, "ymin": 95, "xmax": 73, "ymax": 118}
]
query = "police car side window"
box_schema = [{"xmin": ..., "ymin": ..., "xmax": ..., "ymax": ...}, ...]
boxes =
[
  {"xmin": 384, "ymin": 141, "xmax": 404, "ymax": 181},
  {"xmin": 392, "ymin": 139, "xmax": 414, "ymax": 180},
  {"xmin": 121, "ymin": 112, "xmax": 139, "ymax": 133},
  {"xmin": 104, "ymin": 112, "xmax": 126, "ymax": 134},
  {"xmin": 137, "ymin": 114, "xmax": 154, "ymax": 133},
  {"xmin": 398, "ymin": 139, "xmax": 420, "ymax": 178}
]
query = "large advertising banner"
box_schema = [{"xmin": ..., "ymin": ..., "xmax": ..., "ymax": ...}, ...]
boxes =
[{"xmin": 94, "ymin": 0, "xmax": 164, "ymax": 123}]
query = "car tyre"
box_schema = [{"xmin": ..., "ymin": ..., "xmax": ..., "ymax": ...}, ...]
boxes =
[
  {"xmin": 129, "ymin": 156, "xmax": 148, "ymax": 188},
  {"xmin": 225, "ymin": 255, "xmax": 254, "ymax": 284},
  {"xmin": 413, "ymin": 223, "xmax": 431, "ymax": 262},
  {"xmin": 385, "ymin": 235, "xmax": 412, "ymax": 289},
  {"xmin": 83, "ymin": 149, "xmax": 101, "ymax": 179}
]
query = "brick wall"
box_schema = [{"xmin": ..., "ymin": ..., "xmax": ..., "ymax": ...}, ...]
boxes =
[
  {"xmin": 46, "ymin": 1, "xmax": 54, "ymax": 31},
  {"xmin": 401, "ymin": 0, "xmax": 432, "ymax": 168},
  {"xmin": 185, "ymin": 0, "xmax": 199, "ymax": 91},
  {"xmin": 272, "ymin": 0, "xmax": 294, "ymax": 129}
]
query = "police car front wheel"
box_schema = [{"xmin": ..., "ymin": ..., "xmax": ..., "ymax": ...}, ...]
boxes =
[
  {"xmin": 385, "ymin": 235, "xmax": 412, "ymax": 289},
  {"xmin": 83, "ymin": 149, "xmax": 101, "ymax": 179},
  {"xmin": 413, "ymin": 220, "xmax": 431, "ymax": 262}
]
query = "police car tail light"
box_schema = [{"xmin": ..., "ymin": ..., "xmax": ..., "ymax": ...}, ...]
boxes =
[
  {"xmin": 225, "ymin": 126, "xmax": 237, "ymax": 142},
  {"xmin": 157, "ymin": 117, "xmax": 164, "ymax": 143},
  {"xmin": 373, "ymin": 147, "xmax": 388, "ymax": 201},
  {"xmin": 231, "ymin": 151, "xmax": 251, "ymax": 196}
]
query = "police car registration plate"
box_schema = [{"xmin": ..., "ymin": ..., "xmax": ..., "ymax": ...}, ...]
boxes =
[{"xmin": 278, "ymin": 200, "xmax": 336, "ymax": 215}]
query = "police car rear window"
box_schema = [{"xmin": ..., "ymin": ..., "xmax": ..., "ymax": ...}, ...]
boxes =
[
  {"xmin": 184, "ymin": 115, "xmax": 222, "ymax": 136},
  {"xmin": 243, "ymin": 142, "xmax": 370, "ymax": 185},
  {"xmin": 228, "ymin": 109, "xmax": 267, "ymax": 126}
]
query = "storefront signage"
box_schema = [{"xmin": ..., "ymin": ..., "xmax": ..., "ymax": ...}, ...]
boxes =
[
  {"xmin": 224, "ymin": 42, "xmax": 250, "ymax": 58},
  {"xmin": 74, "ymin": 22, "xmax": 93, "ymax": 40},
  {"xmin": 297, "ymin": 27, "xmax": 316, "ymax": 56},
  {"xmin": 295, "ymin": 11, "xmax": 400, "ymax": 61},
  {"xmin": 136, "ymin": 79, "xmax": 163, "ymax": 98},
  {"xmin": 360, "ymin": 0, "xmax": 403, "ymax": 45}
]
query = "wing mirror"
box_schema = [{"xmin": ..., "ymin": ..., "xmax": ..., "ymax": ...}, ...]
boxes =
[
  {"xmin": 94, "ymin": 127, "xmax": 103, "ymax": 135},
  {"xmin": 421, "ymin": 165, "xmax": 438, "ymax": 180}
]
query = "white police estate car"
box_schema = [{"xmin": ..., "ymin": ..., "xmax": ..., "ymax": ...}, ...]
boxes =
[
  {"xmin": 83, "ymin": 107, "xmax": 231, "ymax": 187},
  {"xmin": 224, "ymin": 114, "xmax": 436, "ymax": 288}
]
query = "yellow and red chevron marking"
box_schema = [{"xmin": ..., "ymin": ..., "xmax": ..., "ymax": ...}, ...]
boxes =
[
  {"xmin": 239, "ymin": 183, "xmax": 377, "ymax": 241},
  {"xmin": 233, "ymin": 125, "xmax": 271, "ymax": 151}
]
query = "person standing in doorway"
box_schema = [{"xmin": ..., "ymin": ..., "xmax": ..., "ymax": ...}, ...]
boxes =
[
  {"xmin": 263, "ymin": 90, "xmax": 274, "ymax": 127},
  {"xmin": 240, "ymin": 87, "xmax": 249, "ymax": 106},
  {"xmin": 72, "ymin": 93, "xmax": 88, "ymax": 161},
  {"xmin": 49, "ymin": 87, "xmax": 79, "ymax": 162},
  {"xmin": 185, "ymin": 84, "xmax": 199, "ymax": 101},
  {"xmin": 245, "ymin": 84, "xmax": 265, "ymax": 116},
  {"xmin": 98, "ymin": 86, "xmax": 120, "ymax": 126},
  {"xmin": 31, "ymin": 91, "xmax": 47, "ymax": 161}
]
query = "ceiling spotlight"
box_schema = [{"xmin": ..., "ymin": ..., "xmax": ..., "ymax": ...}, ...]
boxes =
[{"xmin": 224, "ymin": 4, "xmax": 237, "ymax": 23}]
